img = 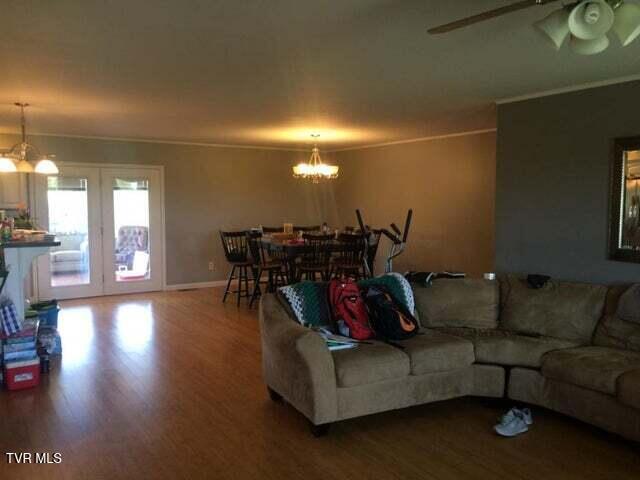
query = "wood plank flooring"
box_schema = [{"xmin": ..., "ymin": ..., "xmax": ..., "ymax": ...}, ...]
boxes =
[{"xmin": 1, "ymin": 287, "xmax": 638, "ymax": 479}]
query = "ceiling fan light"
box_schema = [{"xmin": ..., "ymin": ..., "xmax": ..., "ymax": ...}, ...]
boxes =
[
  {"xmin": 568, "ymin": 0, "xmax": 615, "ymax": 40},
  {"xmin": 0, "ymin": 156, "xmax": 17, "ymax": 173},
  {"xmin": 570, "ymin": 33, "xmax": 610, "ymax": 54},
  {"xmin": 612, "ymin": 2, "xmax": 640, "ymax": 46},
  {"xmin": 34, "ymin": 158, "xmax": 59, "ymax": 175},
  {"xmin": 15, "ymin": 159, "xmax": 34, "ymax": 173},
  {"xmin": 534, "ymin": 8, "xmax": 570, "ymax": 49}
]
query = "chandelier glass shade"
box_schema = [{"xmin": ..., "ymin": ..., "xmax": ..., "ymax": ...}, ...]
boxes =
[
  {"xmin": 1, "ymin": 103, "xmax": 59, "ymax": 175},
  {"xmin": 0, "ymin": 155, "xmax": 18, "ymax": 173},
  {"xmin": 534, "ymin": 0, "xmax": 640, "ymax": 54},
  {"xmin": 292, "ymin": 136, "xmax": 339, "ymax": 183}
]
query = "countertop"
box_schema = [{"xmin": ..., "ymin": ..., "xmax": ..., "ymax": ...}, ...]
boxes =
[{"xmin": 0, "ymin": 240, "xmax": 61, "ymax": 249}]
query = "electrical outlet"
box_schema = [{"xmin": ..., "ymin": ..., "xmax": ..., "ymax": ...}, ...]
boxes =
[{"xmin": 208, "ymin": 261, "xmax": 214, "ymax": 271}]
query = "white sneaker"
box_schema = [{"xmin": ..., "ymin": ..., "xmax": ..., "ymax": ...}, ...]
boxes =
[
  {"xmin": 495, "ymin": 411, "xmax": 529, "ymax": 437},
  {"xmin": 497, "ymin": 407, "xmax": 533, "ymax": 426},
  {"xmin": 520, "ymin": 407, "xmax": 533, "ymax": 426}
]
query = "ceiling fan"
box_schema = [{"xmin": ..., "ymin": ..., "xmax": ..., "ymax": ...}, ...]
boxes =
[
  {"xmin": 428, "ymin": 0, "xmax": 640, "ymax": 55},
  {"xmin": 428, "ymin": 0, "xmax": 561, "ymax": 34}
]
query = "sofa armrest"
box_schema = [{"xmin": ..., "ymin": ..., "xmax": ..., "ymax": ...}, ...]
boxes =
[{"xmin": 259, "ymin": 293, "xmax": 338, "ymax": 425}]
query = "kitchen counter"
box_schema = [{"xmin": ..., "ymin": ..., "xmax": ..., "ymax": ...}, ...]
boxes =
[{"xmin": 1, "ymin": 240, "xmax": 60, "ymax": 249}]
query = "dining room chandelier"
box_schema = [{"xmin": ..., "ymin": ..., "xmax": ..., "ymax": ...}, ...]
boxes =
[
  {"xmin": 0, "ymin": 103, "xmax": 59, "ymax": 174},
  {"xmin": 292, "ymin": 134, "xmax": 339, "ymax": 183}
]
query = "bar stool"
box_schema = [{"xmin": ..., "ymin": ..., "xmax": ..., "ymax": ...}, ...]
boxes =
[{"xmin": 220, "ymin": 230, "xmax": 254, "ymax": 306}]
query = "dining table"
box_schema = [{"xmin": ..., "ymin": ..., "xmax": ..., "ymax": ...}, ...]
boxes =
[{"xmin": 259, "ymin": 234, "xmax": 349, "ymax": 284}]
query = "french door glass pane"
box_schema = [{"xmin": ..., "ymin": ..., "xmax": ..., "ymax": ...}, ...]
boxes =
[
  {"xmin": 113, "ymin": 178, "xmax": 151, "ymax": 282},
  {"xmin": 47, "ymin": 177, "xmax": 90, "ymax": 287}
]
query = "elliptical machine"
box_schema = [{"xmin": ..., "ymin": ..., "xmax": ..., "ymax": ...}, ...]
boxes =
[{"xmin": 356, "ymin": 208, "xmax": 413, "ymax": 275}]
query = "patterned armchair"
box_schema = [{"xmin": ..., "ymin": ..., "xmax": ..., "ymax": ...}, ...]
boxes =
[{"xmin": 115, "ymin": 226, "xmax": 149, "ymax": 269}]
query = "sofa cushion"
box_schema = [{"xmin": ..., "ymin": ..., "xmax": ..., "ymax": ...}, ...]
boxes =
[
  {"xmin": 593, "ymin": 285, "xmax": 640, "ymax": 352},
  {"xmin": 594, "ymin": 313, "xmax": 640, "ymax": 353},
  {"xmin": 618, "ymin": 369, "xmax": 640, "ymax": 410},
  {"xmin": 395, "ymin": 330, "xmax": 474, "ymax": 375},
  {"xmin": 500, "ymin": 276, "xmax": 607, "ymax": 343},
  {"xmin": 542, "ymin": 346, "xmax": 640, "ymax": 395},
  {"xmin": 414, "ymin": 279, "xmax": 499, "ymax": 329},
  {"xmin": 475, "ymin": 335, "xmax": 578, "ymax": 368},
  {"xmin": 50, "ymin": 250, "xmax": 82, "ymax": 263},
  {"xmin": 617, "ymin": 284, "xmax": 640, "ymax": 324},
  {"xmin": 331, "ymin": 341, "xmax": 410, "ymax": 388},
  {"xmin": 431, "ymin": 327, "xmax": 578, "ymax": 367}
]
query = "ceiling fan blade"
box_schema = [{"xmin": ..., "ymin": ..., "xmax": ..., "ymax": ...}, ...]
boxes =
[{"xmin": 427, "ymin": 0, "xmax": 561, "ymax": 34}]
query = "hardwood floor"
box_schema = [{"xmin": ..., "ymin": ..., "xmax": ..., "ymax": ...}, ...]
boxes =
[{"xmin": 1, "ymin": 287, "xmax": 638, "ymax": 479}]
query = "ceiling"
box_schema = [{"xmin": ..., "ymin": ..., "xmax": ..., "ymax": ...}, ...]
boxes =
[{"xmin": 1, "ymin": 0, "xmax": 640, "ymax": 150}]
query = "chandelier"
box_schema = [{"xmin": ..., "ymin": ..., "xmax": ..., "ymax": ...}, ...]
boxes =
[
  {"xmin": 0, "ymin": 103, "xmax": 59, "ymax": 174},
  {"xmin": 535, "ymin": 0, "xmax": 640, "ymax": 55},
  {"xmin": 292, "ymin": 134, "xmax": 339, "ymax": 183}
]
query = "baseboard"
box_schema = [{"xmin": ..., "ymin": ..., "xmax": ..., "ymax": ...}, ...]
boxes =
[{"xmin": 164, "ymin": 280, "xmax": 228, "ymax": 291}]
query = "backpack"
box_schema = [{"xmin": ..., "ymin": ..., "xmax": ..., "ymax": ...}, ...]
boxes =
[
  {"xmin": 362, "ymin": 284, "xmax": 419, "ymax": 341},
  {"xmin": 328, "ymin": 278, "xmax": 374, "ymax": 340}
]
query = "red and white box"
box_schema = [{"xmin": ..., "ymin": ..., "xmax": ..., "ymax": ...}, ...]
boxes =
[{"xmin": 4, "ymin": 357, "xmax": 40, "ymax": 391}]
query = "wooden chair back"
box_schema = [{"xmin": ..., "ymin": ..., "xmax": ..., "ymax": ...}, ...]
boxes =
[
  {"xmin": 335, "ymin": 233, "xmax": 366, "ymax": 266},
  {"xmin": 220, "ymin": 230, "xmax": 249, "ymax": 263},
  {"xmin": 300, "ymin": 233, "xmax": 334, "ymax": 267}
]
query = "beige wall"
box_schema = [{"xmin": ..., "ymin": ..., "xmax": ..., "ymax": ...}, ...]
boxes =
[
  {"xmin": 332, "ymin": 132, "xmax": 497, "ymax": 278},
  {"xmin": 0, "ymin": 133, "xmax": 337, "ymax": 285},
  {"xmin": 0, "ymin": 130, "xmax": 496, "ymax": 286},
  {"xmin": 496, "ymin": 80, "xmax": 640, "ymax": 284}
]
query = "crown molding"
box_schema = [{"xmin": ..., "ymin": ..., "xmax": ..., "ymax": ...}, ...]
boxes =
[
  {"xmin": 328, "ymin": 128, "xmax": 497, "ymax": 153},
  {"xmin": 0, "ymin": 130, "xmax": 307, "ymax": 152},
  {"xmin": 496, "ymin": 73, "xmax": 640, "ymax": 105}
]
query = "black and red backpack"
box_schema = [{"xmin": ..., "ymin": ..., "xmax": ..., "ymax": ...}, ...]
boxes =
[
  {"xmin": 328, "ymin": 278, "xmax": 374, "ymax": 340},
  {"xmin": 361, "ymin": 284, "xmax": 419, "ymax": 342}
]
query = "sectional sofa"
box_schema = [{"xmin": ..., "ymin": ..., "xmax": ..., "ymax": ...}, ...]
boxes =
[{"xmin": 259, "ymin": 276, "xmax": 640, "ymax": 440}]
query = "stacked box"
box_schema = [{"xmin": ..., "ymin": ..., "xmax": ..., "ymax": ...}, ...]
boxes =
[
  {"xmin": 1, "ymin": 317, "xmax": 40, "ymax": 390},
  {"xmin": 5, "ymin": 358, "xmax": 40, "ymax": 390}
]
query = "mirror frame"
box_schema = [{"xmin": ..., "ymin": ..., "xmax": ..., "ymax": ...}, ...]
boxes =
[{"xmin": 609, "ymin": 135, "xmax": 640, "ymax": 263}]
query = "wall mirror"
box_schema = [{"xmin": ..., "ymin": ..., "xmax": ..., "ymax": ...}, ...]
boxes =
[{"xmin": 610, "ymin": 136, "xmax": 640, "ymax": 263}]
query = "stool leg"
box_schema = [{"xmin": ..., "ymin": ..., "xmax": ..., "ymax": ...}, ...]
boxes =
[
  {"xmin": 244, "ymin": 266, "xmax": 251, "ymax": 302},
  {"xmin": 236, "ymin": 266, "xmax": 243, "ymax": 307},
  {"xmin": 223, "ymin": 265, "xmax": 236, "ymax": 303},
  {"xmin": 250, "ymin": 267, "xmax": 262, "ymax": 308}
]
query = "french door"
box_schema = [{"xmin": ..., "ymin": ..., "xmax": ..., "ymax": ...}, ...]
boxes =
[{"xmin": 35, "ymin": 164, "xmax": 164, "ymax": 300}]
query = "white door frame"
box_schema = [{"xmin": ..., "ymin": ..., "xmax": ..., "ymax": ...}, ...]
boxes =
[
  {"xmin": 101, "ymin": 167, "xmax": 163, "ymax": 295},
  {"xmin": 33, "ymin": 165, "xmax": 104, "ymax": 299},
  {"xmin": 30, "ymin": 162, "xmax": 166, "ymax": 300}
]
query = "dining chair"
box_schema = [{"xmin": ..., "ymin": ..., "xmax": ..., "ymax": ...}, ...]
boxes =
[
  {"xmin": 220, "ymin": 230, "xmax": 254, "ymax": 306},
  {"xmin": 246, "ymin": 231, "xmax": 287, "ymax": 307},
  {"xmin": 331, "ymin": 233, "xmax": 367, "ymax": 280},
  {"xmin": 296, "ymin": 233, "xmax": 334, "ymax": 282}
]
